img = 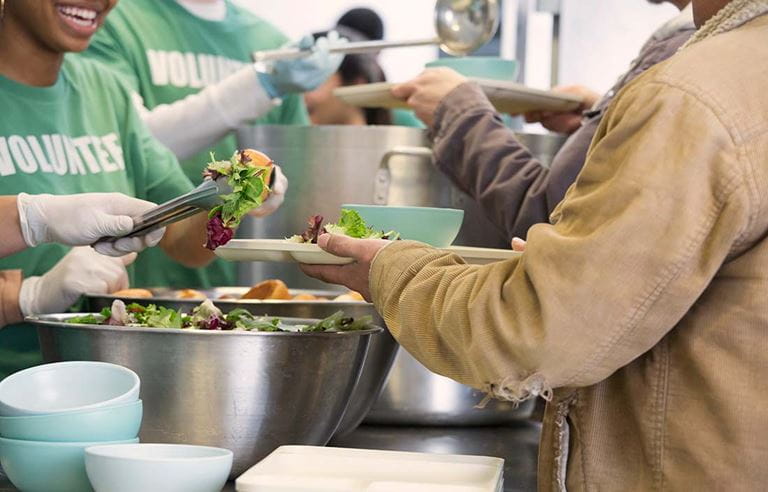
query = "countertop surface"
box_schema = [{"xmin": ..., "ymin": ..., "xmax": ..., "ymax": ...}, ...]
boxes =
[{"xmin": 0, "ymin": 423, "xmax": 540, "ymax": 491}]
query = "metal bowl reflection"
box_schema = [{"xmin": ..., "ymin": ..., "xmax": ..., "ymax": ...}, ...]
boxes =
[{"xmin": 31, "ymin": 313, "xmax": 380, "ymax": 478}]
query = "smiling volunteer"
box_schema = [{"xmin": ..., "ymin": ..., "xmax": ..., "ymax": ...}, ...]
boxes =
[
  {"xmin": 0, "ymin": 0, "xmax": 271, "ymax": 377},
  {"xmin": 81, "ymin": 0, "xmax": 342, "ymax": 288}
]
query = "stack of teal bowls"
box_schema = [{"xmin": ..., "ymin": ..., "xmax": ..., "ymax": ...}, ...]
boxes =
[{"xmin": 0, "ymin": 362, "xmax": 142, "ymax": 492}]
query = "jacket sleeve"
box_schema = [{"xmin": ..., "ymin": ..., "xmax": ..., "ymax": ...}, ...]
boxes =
[
  {"xmin": 0, "ymin": 270, "xmax": 24, "ymax": 329},
  {"xmin": 371, "ymin": 79, "xmax": 751, "ymax": 401},
  {"xmin": 431, "ymin": 83, "xmax": 578, "ymax": 239}
]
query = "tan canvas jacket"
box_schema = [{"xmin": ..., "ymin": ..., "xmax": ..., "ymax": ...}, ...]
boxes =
[{"xmin": 370, "ymin": 10, "xmax": 768, "ymax": 491}]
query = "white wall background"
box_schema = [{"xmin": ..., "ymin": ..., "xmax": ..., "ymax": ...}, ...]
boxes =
[
  {"xmin": 235, "ymin": 0, "xmax": 682, "ymax": 93},
  {"xmin": 557, "ymin": 0, "xmax": 680, "ymax": 93}
]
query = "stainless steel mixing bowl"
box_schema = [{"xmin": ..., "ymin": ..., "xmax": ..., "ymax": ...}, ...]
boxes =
[
  {"xmin": 83, "ymin": 291, "xmax": 398, "ymax": 438},
  {"xmin": 31, "ymin": 314, "xmax": 380, "ymax": 478}
]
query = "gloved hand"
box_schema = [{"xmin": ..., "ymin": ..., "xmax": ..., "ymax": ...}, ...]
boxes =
[
  {"xmin": 18, "ymin": 247, "xmax": 136, "ymax": 316},
  {"xmin": 249, "ymin": 164, "xmax": 288, "ymax": 218},
  {"xmin": 258, "ymin": 31, "xmax": 346, "ymax": 98},
  {"xmin": 17, "ymin": 193, "xmax": 165, "ymax": 257}
]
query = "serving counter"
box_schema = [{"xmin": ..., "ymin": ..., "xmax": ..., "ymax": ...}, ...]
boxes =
[{"xmin": 0, "ymin": 423, "xmax": 540, "ymax": 491}]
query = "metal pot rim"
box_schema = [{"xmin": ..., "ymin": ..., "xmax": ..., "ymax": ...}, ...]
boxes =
[{"xmin": 28, "ymin": 315, "xmax": 383, "ymax": 338}]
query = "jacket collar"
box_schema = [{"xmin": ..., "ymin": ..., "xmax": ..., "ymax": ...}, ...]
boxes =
[{"xmin": 685, "ymin": 0, "xmax": 768, "ymax": 46}]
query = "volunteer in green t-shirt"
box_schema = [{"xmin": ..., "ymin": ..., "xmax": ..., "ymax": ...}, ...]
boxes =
[
  {"xmin": 82, "ymin": 0, "xmax": 344, "ymax": 289},
  {"xmin": 0, "ymin": 0, "xmax": 274, "ymax": 377}
]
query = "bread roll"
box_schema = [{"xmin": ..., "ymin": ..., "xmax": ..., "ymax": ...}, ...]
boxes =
[
  {"xmin": 176, "ymin": 289, "xmax": 206, "ymax": 300},
  {"xmin": 333, "ymin": 291, "xmax": 365, "ymax": 302},
  {"xmin": 241, "ymin": 279, "xmax": 292, "ymax": 300},
  {"xmin": 112, "ymin": 288, "xmax": 153, "ymax": 299}
]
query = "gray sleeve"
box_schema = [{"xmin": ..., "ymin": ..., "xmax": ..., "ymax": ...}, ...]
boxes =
[
  {"xmin": 429, "ymin": 28, "xmax": 696, "ymax": 241},
  {"xmin": 431, "ymin": 83, "xmax": 596, "ymax": 240}
]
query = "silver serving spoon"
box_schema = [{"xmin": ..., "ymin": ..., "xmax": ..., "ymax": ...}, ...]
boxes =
[{"xmin": 252, "ymin": 0, "xmax": 500, "ymax": 63}]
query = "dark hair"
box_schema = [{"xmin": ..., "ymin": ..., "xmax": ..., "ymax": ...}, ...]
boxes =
[
  {"xmin": 313, "ymin": 26, "xmax": 392, "ymax": 125},
  {"xmin": 337, "ymin": 8, "xmax": 384, "ymax": 41}
]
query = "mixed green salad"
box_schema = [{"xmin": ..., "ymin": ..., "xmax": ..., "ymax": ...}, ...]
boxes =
[
  {"xmin": 288, "ymin": 209, "xmax": 400, "ymax": 244},
  {"xmin": 203, "ymin": 149, "xmax": 273, "ymax": 250},
  {"xmin": 68, "ymin": 300, "xmax": 372, "ymax": 333}
]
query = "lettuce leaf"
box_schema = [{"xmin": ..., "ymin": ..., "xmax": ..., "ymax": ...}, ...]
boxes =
[
  {"xmin": 207, "ymin": 151, "xmax": 269, "ymax": 230},
  {"xmin": 204, "ymin": 151, "xmax": 271, "ymax": 249},
  {"xmin": 66, "ymin": 302, "xmax": 372, "ymax": 333},
  {"xmin": 66, "ymin": 308, "xmax": 111, "ymax": 325},
  {"xmin": 290, "ymin": 210, "xmax": 400, "ymax": 243}
]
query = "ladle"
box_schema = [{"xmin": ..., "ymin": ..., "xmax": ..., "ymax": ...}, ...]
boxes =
[{"xmin": 252, "ymin": 0, "xmax": 500, "ymax": 63}]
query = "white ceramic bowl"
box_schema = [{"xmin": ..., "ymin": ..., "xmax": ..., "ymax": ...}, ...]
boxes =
[
  {"xmin": 0, "ymin": 362, "xmax": 140, "ymax": 416},
  {"xmin": 85, "ymin": 444, "xmax": 233, "ymax": 492}
]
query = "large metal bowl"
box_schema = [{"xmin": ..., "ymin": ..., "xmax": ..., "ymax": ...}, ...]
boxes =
[
  {"xmin": 84, "ymin": 291, "xmax": 398, "ymax": 438},
  {"xmin": 31, "ymin": 314, "xmax": 380, "ymax": 478}
]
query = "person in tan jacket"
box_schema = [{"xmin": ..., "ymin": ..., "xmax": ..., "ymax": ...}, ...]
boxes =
[
  {"xmin": 0, "ymin": 193, "xmax": 163, "ymax": 328},
  {"xmin": 302, "ymin": 0, "xmax": 768, "ymax": 489}
]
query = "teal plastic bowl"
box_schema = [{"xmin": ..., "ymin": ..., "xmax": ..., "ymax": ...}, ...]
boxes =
[
  {"xmin": 343, "ymin": 204, "xmax": 464, "ymax": 247},
  {"xmin": 0, "ymin": 437, "xmax": 139, "ymax": 492},
  {"xmin": 0, "ymin": 400, "xmax": 142, "ymax": 442},
  {"xmin": 426, "ymin": 57, "xmax": 519, "ymax": 81},
  {"xmin": 0, "ymin": 361, "xmax": 140, "ymax": 416}
]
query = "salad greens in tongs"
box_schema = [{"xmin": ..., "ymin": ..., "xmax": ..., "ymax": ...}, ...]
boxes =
[{"xmin": 204, "ymin": 149, "xmax": 274, "ymax": 250}]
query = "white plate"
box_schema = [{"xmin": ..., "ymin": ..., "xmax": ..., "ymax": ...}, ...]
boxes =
[
  {"xmin": 235, "ymin": 445, "xmax": 504, "ymax": 492},
  {"xmin": 216, "ymin": 240, "xmax": 521, "ymax": 266},
  {"xmin": 334, "ymin": 79, "xmax": 583, "ymax": 114},
  {"xmin": 215, "ymin": 240, "xmax": 353, "ymax": 265}
]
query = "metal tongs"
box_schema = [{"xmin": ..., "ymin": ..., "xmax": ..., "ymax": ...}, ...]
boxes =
[{"xmin": 107, "ymin": 177, "xmax": 232, "ymax": 241}]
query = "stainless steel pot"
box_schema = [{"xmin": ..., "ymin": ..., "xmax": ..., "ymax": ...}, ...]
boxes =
[
  {"xmin": 84, "ymin": 291, "xmax": 398, "ymax": 438},
  {"xmin": 236, "ymin": 125, "xmax": 436, "ymax": 289},
  {"xmin": 33, "ymin": 314, "xmax": 380, "ymax": 477},
  {"xmin": 236, "ymin": 124, "xmax": 566, "ymax": 426}
]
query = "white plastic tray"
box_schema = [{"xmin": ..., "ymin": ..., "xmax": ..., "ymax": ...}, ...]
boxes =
[
  {"xmin": 215, "ymin": 240, "xmax": 521, "ymax": 266},
  {"xmin": 236, "ymin": 446, "xmax": 504, "ymax": 492},
  {"xmin": 335, "ymin": 79, "xmax": 583, "ymax": 114}
]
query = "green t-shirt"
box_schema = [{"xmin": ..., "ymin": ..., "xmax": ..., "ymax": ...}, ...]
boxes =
[
  {"xmin": 82, "ymin": 0, "xmax": 310, "ymax": 288},
  {"xmin": 0, "ymin": 55, "xmax": 193, "ymax": 378}
]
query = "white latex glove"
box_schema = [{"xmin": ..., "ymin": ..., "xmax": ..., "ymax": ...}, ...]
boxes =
[
  {"xmin": 18, "ymin": 247, "xmax": 136, "ymax": 316},
  {"xmin": 17, "ymin": 193, "xmax": 165, "ymax": 257},
  {"xmin": 249, "ymin": 164, "xmax": 288, "ymax": 218},
  {"xmin": 258, "ymin": 31, "xmax": 345, "ymax": 98}
]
